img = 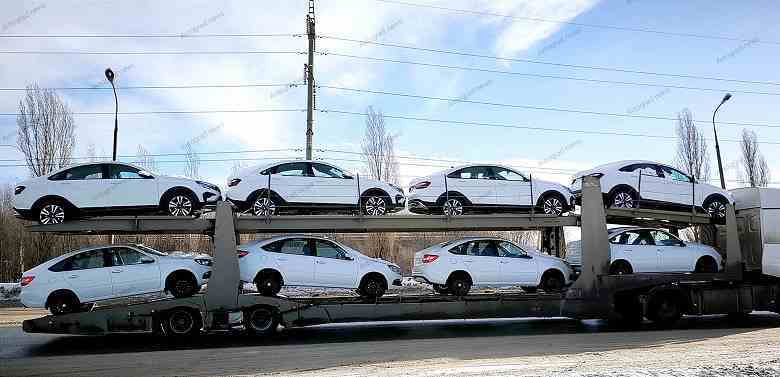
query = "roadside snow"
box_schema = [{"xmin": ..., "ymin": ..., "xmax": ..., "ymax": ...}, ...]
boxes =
[{"xmin": 0, "ymin": 283, "xmax": 20, "ymax": 302}]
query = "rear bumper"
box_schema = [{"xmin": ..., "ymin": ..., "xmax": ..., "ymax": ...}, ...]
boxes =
[
  {"xmin": 13, "ymin": 208, "xmax": 34, "ymax": 220},
  {"xmin": 408, "ymin": 199, "xmax": 437, "ymax": 214}
]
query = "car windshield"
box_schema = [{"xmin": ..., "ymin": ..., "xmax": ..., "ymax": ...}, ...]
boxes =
[{"xmin": 134, "ymin": 244, "xmax": 168, "ymax": 256}]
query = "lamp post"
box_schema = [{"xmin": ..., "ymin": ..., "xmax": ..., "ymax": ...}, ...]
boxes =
[
  {"xmin": 712, "ymin": 93, "xmax": 732, "ymax": 190},
  {"xmin": 105, "ymin": 68, "xmax": 118, "ymax": 161}
]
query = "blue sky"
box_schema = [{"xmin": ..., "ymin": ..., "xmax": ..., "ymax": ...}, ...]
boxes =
[{"xmin": 1, "ymin": 0, "xmax": 779, "ymax": 189}]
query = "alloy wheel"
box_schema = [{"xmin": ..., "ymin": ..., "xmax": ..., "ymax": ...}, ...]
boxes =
[
  {"xmin": 168, "ymin": 195, "xmax": 193, "ymax": 216},
  {"xmin": 443, "ymin": 198, "xmax": 463, "ymax": 216},
  {"xmin": 542, "ymin": 197, "xmax": 564, "ymax": 215},
  {"xmin": 612, "ymin": 192, "xmax": 635, "ymax": 208},
  {"xmin": 363, "ymin": 196, "xmax": 387, "ymax": 216},
  {"xmin": 39, "ymin": 204, "xmax": 65, "ymax": 224},
  {"xmin": 253, "ymin": 197, "xmax": 276, "ymax": 216},
  {"xmin": 706, "ymin": 201, "xmax": 726, "ymax": 218}
]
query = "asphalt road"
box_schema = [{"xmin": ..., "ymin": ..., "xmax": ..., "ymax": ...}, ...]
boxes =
[{"xmin": 2, "ymin": 313, "xmax": 780, "ymax": 377}]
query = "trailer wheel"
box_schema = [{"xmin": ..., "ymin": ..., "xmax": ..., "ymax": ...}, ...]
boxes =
[
  {"xmin": 163, "ymin": 308, "xmax": 201, "ymax": 337},
  {"xmin": 447, "ymin": 272, "xmax": 472, "ymax": 296},
  {"xmin": 244, "ymin": 306, "xmax": 280, "ymax": 336},
  {"xmin": 613, "ymin": 294, "xmax": 643, "ymax": 328},
  {"xmin": 647, "ymin": 293, "xmax": 682, "ymax": 327}
]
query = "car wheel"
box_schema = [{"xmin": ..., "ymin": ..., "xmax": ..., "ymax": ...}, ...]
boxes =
[
  {"xmin": 243, "ymin": 306, "xmax": 280, "ymax": 336},
  {"xmin": 166, "ymin": 192, "xmax": 196, "ymax": 217},
  {"xmin": 539, "ymin": 270, "xmax": 565, "ymax": 292},
  {"xmin": 694, "ymin": 257, "xmax": 718, "ymax": 273},
  {"xmin": 256, "ymin": 272, "xmax": 282, "ymax": 296},
  {"xmin": 432, "ymin": 284, "xmax": 450, "ymax": 295},
  {"xmin": 163, "ymin": 308, "xmax": 201, "ymax": 337},
  {"xmin": 610, "ymin": 189, "xmax": 637, "ymax": 209},
  {"xmin": 447, "ymin": 274, "xmax": 471, "ymax": 296},
  {"xmin": 609, "ymin": 260, "xmax": 633, "ymax": 275},
  {"xmin": 704, "ymin": 197, "xmax": 728, "ymax": 219},
  {"xmin": 37, "ymin": 199, "xmax": 67, "ymax": 225},
  {"xmin": 168, "ymin": 273, "xmax": 198, "ymax": 298},
  {"xmin": 362, "ymin": 195, "xmax": 388, "ymax": 216},
  {"xmin": 541, "ymin": 194, "xmax": 566, "ymax": 216},
  {"xmin": 442, "ymin": 197, "xmax": 464, "ymax": 216},
  {"xmin": 252, "ymin": 196, "xmax": 277, "ymax": 216},
  {"xmin": 48, "ymin": 292, "xmax": 79, "ymax": 315},
  {"xmin": 359, "ymin": 274, "xmax": 387, "ymax": 299}
]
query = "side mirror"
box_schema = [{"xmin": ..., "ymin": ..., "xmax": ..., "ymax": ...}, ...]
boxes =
[
  {"xmin": 343, "ymin": 175, "xmax": 354, "ymax": 180},
  {"xmin": 138, "ymin": 170, "xmax": 154, "ymax": 179},
  {"xmin": 139, "ymin": 256, "xmax": 155, "ymax": 264},
  {"xmin": 343, "ymin": 255, "xmax": 354, "ymax": 261}
]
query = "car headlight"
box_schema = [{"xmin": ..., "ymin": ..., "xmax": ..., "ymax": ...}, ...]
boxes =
[
  {"xmin": 388, "ymin": 264, "xmax": 402, "ymax": 274},
  {"xmin": 195, "ymin": 258, "xmax": 213, "ymax": 267},
  {"xmin": 196, "ymin": 181, "xmax": 220, "ymax": 192}
]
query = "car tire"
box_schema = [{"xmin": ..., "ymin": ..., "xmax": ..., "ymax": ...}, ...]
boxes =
[
  {"xmin": 432, "ymin": 284, "xmax": 450, "ymax": 295},
  {"xmin": 539, "ymin": 270, "xmax": 565, "ymax": 292},
  {"xmin": 37, "ymin": 199, "xmax": 68, "ymax": 225},
  {"xmin": 540, "ymin": 193, "xmax": 567, "ymax": 216},
  {"xmin": 164, "ymin": 191, "xmax": 197, "ymax": 217},
  {"xmin": 167, "ymin": 272, "xmax": 198, "ymax": 298},
  {"xmin": 251, "ymin": 194, "xmax": 278, "ymax": 216},
  {"xmin": 610, "ymin": 188, "xmax": 637, "ymax": 209},
  {"xmin": 609, "ymin": 260, "xmax": 633, "ymax": 275},
  {"xmin": 358, "ymin": 274, "xmax": 387, "ymax": 299},
  {"xmin": 694, "ymin": 256, "xmax": 718, "ymax": 273},
  {"xmin": 703, "ymin": 196, "xmax": 728, "ymax": 219},
  {"xmin": 447, "ymin": 273, "xmax": 472, "ymax": 296},
  {"xmin": 162, "ymin": 308, "xmax": 201, "ymax": 337},
  {"xmin": 361, "ymin": 194, "xmax": 389, "ymax": 216},
  {"xmin": 243, "ymin": 305, "xmax": 280, "ymax": 336},
  {"xmin": 441, "ymin": 197, "xmax": 465, "ymax": 216},
  {"xmin": 48, "ymin": 291, "xmax": 80, "ymax": 315},
  {"xmin": 256, "ymin": 271, "xmax": 282, "ymax": 296}
]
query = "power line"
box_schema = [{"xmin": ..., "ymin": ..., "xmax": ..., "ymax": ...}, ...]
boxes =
[
  {"xmin": 0, "ymin": 50, "xmax": 304, "ymax": 56},
  {"xmin": 0, "ymin": 148, "xmax": 301, "ymax": 162},
  {"xmin": 371, "ymin": 0, "xmax": 780, "ymax": 46},
  {"xmin": 0, "ymin": 109, "xmax": 305, "ymax": 116},
  {"xmin": 319, "ymin": 36, "xmax": 780, "ymax": 87},
  {"xmin": 0, "ymin": 33, "xmax": 300, "ymax": 39},
  {"xmin": 321, "ymin": 52, "xmax": 780, "ymax": 97},
  {"xmin": 0, "ymin": 83, "xmax": 303, "ymax": 91},
  {"xmin": 318, "ymin": 85, "xmax": 780, "ymax": 130},
  {"xmin": 317, "ymin": 108, "xmax": 780, "ymax": 145}
]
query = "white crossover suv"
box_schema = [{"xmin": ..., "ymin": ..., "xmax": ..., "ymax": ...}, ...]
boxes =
[
  {"xmin": 13, "ymin": 161, "xmax": 222, "ymax": 224},
  {"xmin": 408, "ymin": 164, "xmax": 573, "ymax": 216},
  {"xmin": 570, "ymin": 160, "xmax": 734, "ymax": 218},
  {"xmin": 412, "ymin": 237, "xmax": 575, "ymax": 295},
  {"xmin": 20, "ymin": 244, "xmax": 213, "ymax": 315},
  {"xmin": 237, "ymin": 235, "xmax": 402, "ymax": 298},
  {"xmin": 565, "ymin": 227, "xmax": 723, "ymax": 274},
  {"xmin": 226, "ymin": 160, "xmax": 406, "ymax": 216}
]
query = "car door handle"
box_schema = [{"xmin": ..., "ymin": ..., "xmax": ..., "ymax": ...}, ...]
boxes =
[
  {"xmin": 316, "ymin": 260, "xmax": 326, "ymax": 264},
  {"xmin": 111, "ymin": 269, "xmax": 122, "ymax": 273},
  {"xmin": 68, "ymin": 274, "xmax": 78, "ymax": 279},
  {"xmin": 499, "ymin": 261, "xmax": 510, "ymax": 264},
  {"xmin": 277, "ymin": 257, "xmax": 288, "ymax": 261},
  {"xmin": 463, "ymin": 260, "xmax": 474, "ymax": 263}
]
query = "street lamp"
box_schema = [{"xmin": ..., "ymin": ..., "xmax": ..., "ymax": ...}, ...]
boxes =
[
  {"xmin": 712, "ymin": 93, "xmax": 732, "ymax": 189},
  {"xmin": 105, "ymin": 68, "xmax": 118, "ymax": 161}
]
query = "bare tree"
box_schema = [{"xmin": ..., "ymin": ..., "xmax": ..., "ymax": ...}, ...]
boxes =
[
  {"xmin": 16, "ymin": 83, "xmax": 76, "ymax": 177},
  {"xmin": 183, "ymin": 142, "xmax": 200, "ymax": 179},
  {"xmin": 674, "ymin": 109, "xmax": 710, "ymax": 180},
  {"xmin": 135, "ymin": 144, "xmax": 158, "ymax": 172},
  {"xmin": 739, "ymin": 129, "xmax": 770, "ymax": 187},
  {"xmin": 361, "ymin": 106, "xmax": 400, "ymax": 184}
]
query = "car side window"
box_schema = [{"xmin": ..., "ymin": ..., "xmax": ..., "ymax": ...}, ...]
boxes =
[
  {"xmin": 465, "ymin": 240, "xmax": 498, "ymax": 257},
  {"xmin": 449, "ymin": 166, "xmax": 491, "ymax": 180},
  {"xmin": 498, "ymin": 241, "xmax": 527, "ymax": 257},
  {"xmin": 60, "ymin": 249, "xmax": 107, "ymax": 270},
  {"xmin": 279, "ymin": 238, "xmax": 314, "ymax": 256},
  {"xmin": 315, "ymin": 240, "xmax": 347, "ymax": 259},
  {"xmin": 652, "ymin": 230, "xmax": 683, "ymax": 246},
  {"xmin": 51, "ymin": 164, "xmax": 104, "ymax": 181},
  {"xmin": 261, "ymin": 240, "xmax": 282, "ymax": 253},
  {"xmin": 638, "ymin": 165, "xmax": 661, "ymax": 177},
  {"xmin": 660, "ymin": 166, "xmax": 692, "ymax": 183},
  {"xmin": 108, "ymin": 164, "xmax": 145, "ymax": 179},
  {"xmin": 113, "ymin": 247, "xmax": 148, "ymax": 265},
  {"xmin": 449, "ymin": 243, "xmax": 468, "ymax": 255},
  {"xmin": 274, "ymin": 163, "xmax": 309, "ymax": 177},
  {"xmin": 630, "ymin": 230, "xmax": 655, "ymax": 245},
  {"xmin": 311, "ymin": 163, "xmax": 347, "ymax": 179},
  {"xmin": 493, "ymin": 168, "xmax": 527, "ymax": 181}
]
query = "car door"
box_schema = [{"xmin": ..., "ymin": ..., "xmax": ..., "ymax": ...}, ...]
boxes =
[
  {"xmin": 108, "ymin": 246, "xmax": 162, "ymax": 296},
  {"xmin": 266, "ymin": 238, "xmax": 315, "ymax": 285},
  {"xmin": 60, "ymin": 248, "xmax": 114, "ymax": 302},
  {"xmin": 497, "ymin": 241, "xmax": 538, "ymax": 285},
  {"xmin": 653, "ymin": 230, "xmax": 691, "ymax": 272},
  {"xmin": 49, "ymin": 164, "xmax": 111, "ymax": 209},
  {"xmin": 492, "ymin": 167, "xmax": 532, "ymax": 207},
  {"xmin": 446, "ymin": 166, "xmax": 496, "ymax": 206},
  {"xmin": 106, "ymin": 164, "xmax": 159, "ymax": 208},
  {"xmin": 635, "ymin": 164, "xmax": 666, "ymax": 205},
  {"xmin": 269, "ymin": 162, "xmax": 313, "ymax": 208},
  {"xmin": 610, "ymin": 229, "xmax": 659, "ymax": 272},
  {"xmin": 312, "ymin": 240, "xmax": 358, "ymax": 288},
  {"xmin": 462, "ymin": 240, "xmax": 501, "ymax": 284},
  {"xmin": 659, "ymin": 165, "xmax": 694, "ymax": 207},
  {"xmin": 310, "ymin": 162, "xmax": 357, "ymax": 206}
]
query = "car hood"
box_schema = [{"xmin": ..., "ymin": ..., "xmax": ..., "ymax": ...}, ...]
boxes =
[
  {"xmin": 166, "ymin": 251, "xmax": 212, "ymax": 260},
  {"xmin": 354, "ymin": 253, "xmax": 398, "ymax": 267}
]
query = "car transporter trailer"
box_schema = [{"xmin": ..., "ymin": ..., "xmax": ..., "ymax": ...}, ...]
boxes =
[{"xmin": 21, "ymin": 176, "xmax": 780, "ymax": 337}]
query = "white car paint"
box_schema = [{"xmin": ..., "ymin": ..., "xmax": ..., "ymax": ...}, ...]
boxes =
[
  {"xmin": 13, "ymin": 161, "xmax": 221, "ymax": 223},
  {"xmin": 407, "ymin": 164, "xmax": 573, "ymax": 215},
  {"xmin": 412, "ymin": 237, "xmax": 574, "ymax": 294},
  {"xmin": 565, "ymin": 227, "xmax": 723, "ymax": 273},
  {"xmin": 570, "ymin": 160, "xmax": 734, "ymax": 217},
  {"xmin": 225, "ymin": 160, "xmax": 405, "ymax": 216},
  {"xmin": 237, "ymin": 235, "xmax": 402, "ymax": 297},
  {"xmin": 20, "ymin": 244, "xmax": 212, "ymax": 312}
]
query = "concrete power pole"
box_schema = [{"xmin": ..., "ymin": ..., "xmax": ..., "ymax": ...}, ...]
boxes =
[{"xmin": 305, "ymin": 0, "xmax": 316, "ymax": 160}]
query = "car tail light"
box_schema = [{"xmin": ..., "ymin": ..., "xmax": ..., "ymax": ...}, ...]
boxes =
[
  {"xmin": 20, "ymin": 276, "xmax": 34, "ymax": 287},
  {"xmin": 228, "ymin": 178, "xmax": 241, "ymax": 187},
  {"xmin": 422, "ymin": 254, "xmax": 439, "ymax": 264},
  {"xmin": 237, "ymin": 250, "xmax": 249, "ymax": 258},
  {"xmin": 411, "ymin": 181, "xmax": 431, "ymax": 190},
  {"xmin": 14, "ymin": 186, "xmax": 25, "ymax": 195}
]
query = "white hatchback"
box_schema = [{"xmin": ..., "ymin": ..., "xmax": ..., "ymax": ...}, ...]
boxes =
[
  {"xmin": 565, "ymin": 227, "xmax": 723, "ymax": 274},
  {"xmin": 13, "ymin": 161, "xmax": 222, "ymax": 224},
  {"xmin": 408, "ymin": 164, "xmax": 573, "ymax": 216},
  {"xmin": 412, "ymin": 237, "xmax": 575, "ymax": 295},
  {"xmin": 237, "ymin": 235, "xmax": 402, "ymax": 298},
  {"xmin": 20, "ymin": 244, "xmax": 212, "ymax": 315}
]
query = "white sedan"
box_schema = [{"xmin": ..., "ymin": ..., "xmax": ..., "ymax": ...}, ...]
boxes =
[
  {"xmin": 237, "ymin": 235, "xmax": 402, "ymax": 298},
  {"xmin": 408, "ymin": 164, "xmax": 573, "ymax": 216},
  {"xmin": 565, "ymin": 227, "xmax": 723, "ymax": 274},
  {"xmin": 412, "ymin": 237, "xmax": 575, "ymax": 295},
  {"xmin": 571, "ymin": 160, "xmax": 734, "ymax": 218},
  {"xmin": 13, "ymin": 161, "xmax": 222, "ymax": 224},
  {"xmin": 226, "ymin": 160, "xmax": 406, "ymax": 216},
  {"xmin": 20, "ymin": 244, "xmax": 212, "ymax": 315}
]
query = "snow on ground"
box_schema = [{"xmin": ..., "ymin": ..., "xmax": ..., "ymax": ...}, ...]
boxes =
[{"xmin": 0, "ymin": 283, "xmax": 20, "ymax": 302}]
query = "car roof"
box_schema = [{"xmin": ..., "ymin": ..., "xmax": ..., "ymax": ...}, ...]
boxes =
[
  {"xmin": 46, "ymin": 161, "xmax": 150, "ymax": 177},
  {"xmin": 608, "ymin": 226, "xmax": 671, "ymax": 235},
  {"xmin": 592, "ymin": 160, "xmax": 684, "ymax": 172},
  {"xmin": 234, "ymin": 160, "xmax": 352, "ymax": 177},
  {"xmin": 240, "ymin": 234, "xmax": 336, "ymax": 247}
]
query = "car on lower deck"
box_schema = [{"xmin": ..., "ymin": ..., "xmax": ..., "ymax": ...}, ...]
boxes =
[
  {"xmin": 226, "ymin": 160, "xmax": 405, "ymax": 216},
  {"xmin": 13, "ymin": 161, "xmax": 221, "ymax": 224},
  {"xmin": 570, "ymin": 160, "xmax": 734, "ymax": 218},
  {"xmin": 412, "ymin": 237, "xmax": 575, "ymax": 296},
  {"xmin": 408, "ymin": 164, "xmax": 573, "ymax": 216},
  {"xmin": 237, "ymin": 235, "xmax": 402, "ymax": 298},
  {"xmin": 565, "ymin": 227, "xmax": 723, "ymax": 274},
  {"xmin": 20, "ymin": 244, "xmax": 212, "ymax": 315}
]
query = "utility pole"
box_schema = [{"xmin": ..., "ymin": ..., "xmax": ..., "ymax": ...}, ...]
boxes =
[{"xmin": 305, "ymin": 0, "xmax": 316, "ymax": 160}]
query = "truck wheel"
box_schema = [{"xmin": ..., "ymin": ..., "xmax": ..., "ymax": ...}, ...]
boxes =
[
  {"xmin": 163, "ymin": 308, "xmax": 201, "ymax": 337},
  {"xmin": 613, "ymin": 294, "xmax": 643, "ymax": 328},
  {"xmin": 447, "ymin": 273, "xmax": 472, "ymax": 296},
  {"xmin": 648, "ymin": 293, "xmax": 682, "ymax": 327},
  {"xmin": 359, "ymin": 274, "xmax": 387, "ymax": 299},
  {"xmin": 243, "ymin": 306, "xmax": 280, "ymax": 336}
]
